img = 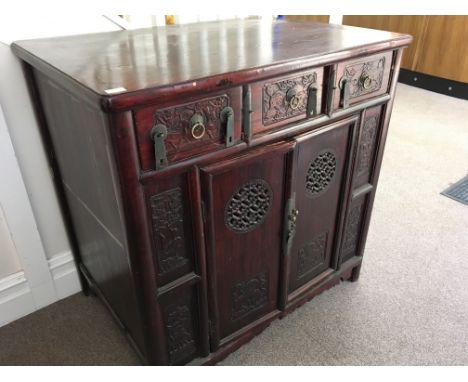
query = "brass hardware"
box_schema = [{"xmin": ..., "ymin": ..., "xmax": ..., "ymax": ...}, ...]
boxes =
[
  {"xmin": 190, "ymin": 113, "xmax": 206, "ymax": 140},
  {"xmin": 150, "ymin": 124, "xmax": 168, "ymax": 170},
  {"xmin": 361, "ymin": 75, "xmax": 372, "ymax": 90},
  {"xmin": 327, "ymin": 68, "xmax": 336, "ymax": 115},
  {"xmin": 307, "ymin": 86, "xmax": 318, "ymax": 118},
  {"xmin": 286, "ymin": 88, "xmax": 300, "ymax": 110},
  {"xmin": 340, "ymin": 78, "xmax": 350, "ymax": 108},
  {"xmin": 242, "ymin": 85, "xmax": 252, "ymax": 141},
  {"xmin": 220, "ymin": 106, "xmax": 235, "ymax": 147},
  {"xmin": 282, "ymin": 195, "xmax": 298, "ymax": 257}
]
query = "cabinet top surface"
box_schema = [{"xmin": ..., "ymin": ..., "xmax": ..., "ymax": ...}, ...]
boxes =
[{"xmin": 12, "ymin": 19, "xmax": 411, "ymax": 97}]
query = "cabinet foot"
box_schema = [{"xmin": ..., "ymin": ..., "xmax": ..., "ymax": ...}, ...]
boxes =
[{"xmin": 349, "ymin": 264, "xmax": 362, "ymax": 282}]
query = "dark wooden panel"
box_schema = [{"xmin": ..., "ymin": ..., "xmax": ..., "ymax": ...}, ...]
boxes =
[
  {"xmin": 134, "ymin": 88, "xmax": 242, "ymax": 171},
  {"xmin": 143, "ymin": 172, "xmax": 196, "ymax": 286},
  {"xmin": 353, "ymin": 105, "xmax": 384, "ymax": 189},
  {"xmin": 200, "ymin": 142, "xmax": 293, "ymax": 348},
  {"xmin": 157, "ymin": 280, "xmax": 205, "ymax": 365},
  {"xmin": 288, "ymin": 121, "xmax": 353, "ymax": 293},
  {"xmin": 285, "ymin": 15, "xmax": 330, "ymax": 24},
  {"xmin": 340, "ymin": 194, "xmax": 369, "ymax": 263},
  {"xmin": 33, "ymin": 71, "xmax": 146, "ymax": 356}
]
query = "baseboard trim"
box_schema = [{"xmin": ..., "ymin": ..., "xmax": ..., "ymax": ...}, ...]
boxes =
[
  {"xmin": 48, "ymin": 250, "xmax": 81, "ymax": 300},
  {"xmin": 0, "ymin": 271, "xmax": 35, "ymax": 327},
  {"xmin": 0, "ymin": 251, "xmax": 81, "ymax": 327},
  {"xmin": 398, "ymin": 69, "xmax": 468, "ymax": 100}
]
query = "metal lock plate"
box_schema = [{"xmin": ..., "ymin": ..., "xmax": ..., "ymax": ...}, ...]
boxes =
[{"xmin": 150, "ymin": 124, "xmax": 168, "ymax": 170}]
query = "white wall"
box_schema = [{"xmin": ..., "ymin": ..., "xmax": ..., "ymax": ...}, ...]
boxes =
[{"xmin": 0, "ymin": 15, "xmax": 120, "ymax": 327}]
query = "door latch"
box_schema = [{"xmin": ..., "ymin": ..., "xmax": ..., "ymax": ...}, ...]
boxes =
[
  {"xmin": 150, "ymin": 123, "xmax": 168, "ymax": 170},
  {"xmin": 220, "ymin": 106, "xmax": 235, "ymax": 147},
  {"xmin": 283, "ymin": 194, "xmax": 298, "ymax": 257},
  {"xmin": 307, "ymin": 86, "xmax": 318, "ymax": 118}
]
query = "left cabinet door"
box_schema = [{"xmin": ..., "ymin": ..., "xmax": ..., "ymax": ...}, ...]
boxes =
[{"xmin": 200, "ymin": 141, "xmax": 294, "ymax": 350}]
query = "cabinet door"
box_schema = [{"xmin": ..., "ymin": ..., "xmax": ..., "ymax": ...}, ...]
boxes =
[
  {"xmin": 200, "ymin": 142, "xmax": 293, "ymax": 350},
  {"xmin": 286, "ymin": 118, "xmax": 356, "ymax": 298}
]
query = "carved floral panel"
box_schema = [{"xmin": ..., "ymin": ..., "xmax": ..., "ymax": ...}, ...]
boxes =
[
  {"xmin": 165, "ymin": 304, "xmax": 197, "ymax": 364},
  {"xmin": 154, "ymin": 95, "xmax": 229, "ymax": 155},
  {"xmin": 342, "ymin": 201, "xmax": 364, "ymax": 258},
  {"xmin": 357, "ymin": 116, "xmax": 378, "ymax": 176},
  {"xmin": 262, "ymin": 72, "xmax": 317, "ymax": 125},
  {"xmin": 230, "ymin": 271, "xmax": 268, "ymax": 321},
  {"xmin": 340, "ymin": 56, "xmax": 386, "ymax": 98},
  {"xmin": 297, "ymin": 232, "xmax": 328, "ymax": 279},
  {"xmin": 150, "ymin": 188, "xmax": 189, "ymax": 276}
]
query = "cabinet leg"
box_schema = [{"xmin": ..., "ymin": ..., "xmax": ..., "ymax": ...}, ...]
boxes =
[{"xmin": 349, "ymin": 263, "xmax": 362, "ymax": 282}]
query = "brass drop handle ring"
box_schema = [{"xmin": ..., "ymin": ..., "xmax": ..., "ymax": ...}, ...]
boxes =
[
  {"xmin": 361, "ymin": 75, "xmax": 372, "ymax": 90},
  {"xmin": 286, "ymin": 88, "xmax": 300, "ymax": 110},
  {"xmin": 190, "ymin": 113, "xmax": 205, "ymax": 140}
]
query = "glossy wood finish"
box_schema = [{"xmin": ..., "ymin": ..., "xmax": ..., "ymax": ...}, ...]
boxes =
[
  {"xmin": 12, "ymin": 19, "xmax": 411, "ymax": 111},
  {"xmin": 343, "ymin": 16, "xmax": 468, "ymax": 83},
  {"xmin": 14, "ymin": 20, "xmax": 410, "ymax": 365},
  {"xmin": 200, "ymin": 142, "xmax": 293, "ymax": 349}
]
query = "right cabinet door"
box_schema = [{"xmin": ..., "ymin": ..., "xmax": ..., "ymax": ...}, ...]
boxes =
[{"xmin": 286, "ymin": 117, "xmax": 358, "ymax": 299}]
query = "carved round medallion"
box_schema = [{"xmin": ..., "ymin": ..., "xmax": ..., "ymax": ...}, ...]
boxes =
[
  {"xmin": 225, "ymin": 179, "xmax": 273, "ymax": 233},
  {"xmin": 305, "ymin": 151, "xmax": 337, "ymax": 198}
]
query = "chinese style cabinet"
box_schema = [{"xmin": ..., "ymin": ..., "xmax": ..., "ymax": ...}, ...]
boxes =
[{"xmin": 12, "ymin": 19, "xmax": 411, "ymax": 365}]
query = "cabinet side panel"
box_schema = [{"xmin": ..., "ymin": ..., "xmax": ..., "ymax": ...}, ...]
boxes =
[{"xmin": 33, "ymin": 70, "xmax": 146, "ymax": 357}]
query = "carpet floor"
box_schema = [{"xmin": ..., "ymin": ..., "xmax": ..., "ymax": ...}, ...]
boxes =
[{"xmin": 1, "ymin": 83, "xmax": 467, "ymax": 366}]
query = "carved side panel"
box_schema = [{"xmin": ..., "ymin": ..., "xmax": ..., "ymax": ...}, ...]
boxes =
[
  {"xmin": 154, "ymin": 95, "xmax": 229, "ymax": 154},
  {"xmin": 150, "ymin": 188, "xmax": 189, "ymax": 276},
  {"xmin": 164, "ymin": 304, "xmax": 197, "ymax": 364},
  {"xmin": 357, "ymin": 116, "xmax": 378, "ymax": 176},
  {"xmin": 297, "ymin": 232, "xmax": 328, "ymax": 279},
  {"xmin": 342, "ymin": 200, "xmax": 365, "ymax": 260},
  {"xmin": 263, "ymin": 72, "xmax": 317, "ymax": 125},
  {"xmin": 230, "ymin": 271, "xmax": 268, "ymax": 321},
  {"xmin": 341, "ymin": 56, "xmax": 386, "ymax": 99}
]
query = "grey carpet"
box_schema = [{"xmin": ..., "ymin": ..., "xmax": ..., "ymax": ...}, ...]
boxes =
[{"xmin": 1, "ymin": 84, "xmax": 467, "ymax": 365}]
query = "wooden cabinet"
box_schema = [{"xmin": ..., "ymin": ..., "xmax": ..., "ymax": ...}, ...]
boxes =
[{"xmin": 12, "ymin": 19, "xmax": 411, "ymax": 365}]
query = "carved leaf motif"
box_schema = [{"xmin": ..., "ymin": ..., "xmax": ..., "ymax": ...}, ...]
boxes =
[
  {"xmin": 357, "ymin": 116, "xmax": 378, "ymax": 176},
  {"xmin": 341, "ymin": 57, "xmax": 385, "ymax": 98},
  {"xmin": 165, "ymin": 304, "xmax": 196, "ymax": 363},
  {"xmin": 231, "ymin": 272, "xmax": 268, "ymax": 321},
  {"xmin": 342, "ymin": 202, "xmax": 364, "ymax": 257},
  {"xmin": 262, "ymin": 72, "xmax": 317, "ymax": 125},
  {"xmin": 150, "ymin": 188, "xmax": 189, "ymax": 275},
  {"xmin": 297, "ymin": 232, "xmax": 328, "ymax": 279},
  {"xmin": 154, "ymin": 95, "xmax": 229, "ymax": 156}
]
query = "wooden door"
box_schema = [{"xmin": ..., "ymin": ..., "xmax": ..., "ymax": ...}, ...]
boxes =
[
  {"xmin": 200, "ymin": 141, "xmax": 293, "ymax": 350},
  {"xmin": 286, "ymin": 118, "xmax": 356, "ymax": 300}
]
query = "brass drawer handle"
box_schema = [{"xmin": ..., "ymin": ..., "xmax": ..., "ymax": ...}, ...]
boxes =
[
  {"xmin": 190, "ymin": 113, "xmax": 205, "ymax": 140},
  {"xmin": 361, "ymin": 75, "xmax": 372, "ymax": 90},
  {"xmin": 286, "ymin": 88, "xmax": 300, "ymax": 110}
]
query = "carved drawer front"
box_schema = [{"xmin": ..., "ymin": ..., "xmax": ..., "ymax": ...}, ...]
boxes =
[
  {"xmin": 353, "ymin": 105, "xmax": 384, "ymax": 189},
  {"xmin": 144, "ymin": 173, "xmax": 196, "ymax": 286},
  {"xmin": 340, "ymin": 195, "xmax": 369, "ymax": 264},
  {"xmin": 200, "ymin": 142, "xmax": 293, "ymax": 349},
  {"xmin": 157, "ymin": 280, "xmax": 206, "ymax": 365},
  {"xmin": 250, "ymin": 68, "xmax": 324, "ymax": 135},
  {"xmin": 333, "ymin": 51, "xmax": 393, "ymax": 110},
  {"xmin": 134, "ymin": 88, "xmax": 242, "ymax": 171},
  {"xmin": 287, "ymin": 119, "xmax": 354, "ymax": 295}
]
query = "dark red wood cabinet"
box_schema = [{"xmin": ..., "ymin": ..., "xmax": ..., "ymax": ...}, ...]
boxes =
[{"xmin": 12, "ymin": 20, "xmax": 411, "ymax": 365}]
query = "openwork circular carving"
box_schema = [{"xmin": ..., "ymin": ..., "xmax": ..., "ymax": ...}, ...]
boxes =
[
  {"xmin": 305, "ymin": 151, "xmax": 337, "ymax": 198},
  {"xmin": 225, "ymin": 179, "xmax": 273, "ymax": 233}
]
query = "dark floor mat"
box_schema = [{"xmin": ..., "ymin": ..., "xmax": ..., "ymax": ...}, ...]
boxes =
[{"xmin": 441, "ymin": 175, "xmax": 468, "ymax": 206}]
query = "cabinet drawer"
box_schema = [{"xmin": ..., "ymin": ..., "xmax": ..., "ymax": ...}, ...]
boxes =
[
  {"xmin": 134, "ymin": 88, "xmax": 242, "ymax": 171},
  {"xmin": 250, "ymin": 68, "xmax": 324, "ymax": 135},
  {"xmin": 333, "ymin": 51, "xmax": 393, "ymax": 110}
]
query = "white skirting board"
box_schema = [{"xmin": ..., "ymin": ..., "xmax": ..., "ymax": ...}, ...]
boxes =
[{"xmin": 0, "ymin": 251, "xmax": 81, "ymax": 327}]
